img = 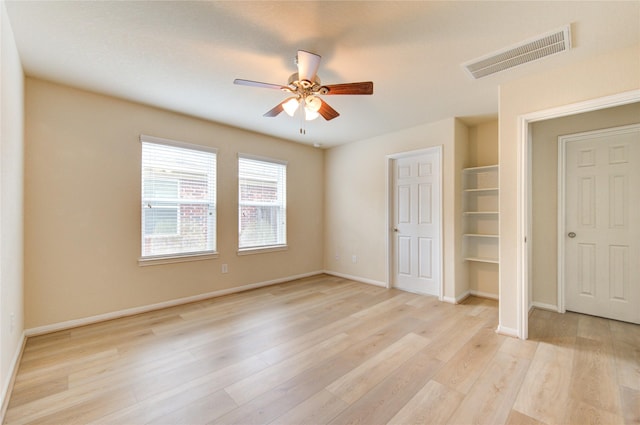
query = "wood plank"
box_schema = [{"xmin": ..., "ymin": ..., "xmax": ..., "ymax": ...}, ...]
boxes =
[
  {"xmin": 528, "ymin": 308, "xmax": 578, "ymax": 348},
  {"xmin": 6, "ymin": 376, "xmax": 68, "ymax": 409},
  {"xmin": 267, "ymin": 390, "xmax": 348, "ymax": 425},
  {"xmin": 513, "ymin": 342, "xmax": 575, "ymax": 425},
  {"xmin": 563, "ymin": 396, "xmax": 625, "ymax": 425},
  {"xmin": 577, "ymin": 313, "xmax": 613, "ymax": 343},
  {"xmin": 15, "ymin": 389, "xmax": 137, "ymax": 425},
  {"xmin": 145, "ymin": 389, "xmax": 237, "ymax": 425},
  {"xmin": 225, "ymin": 333, "xmax": 352, "ymax": 405},
  {"xmin": 499, "ymin": 334, "xmax": 538, "ymax": 360},
  {"xmin": 446, "ymin": 351, "xmax": 531, "ymax": 425},
  {"xmin": 325, "ymin": 332, "xmax": 430, "ymax": 404},
  {"xmin": 609, "ymin": 319, "xmax": 640, "ymax": 391},
  {"xmin": 432, "ymin": 326, "xmax": 506, "ymax": 394},
  {"xmin": 129, "ymin": 352, "xmax": 270, "ymax": 403},
  {"xmin": 620, "ymin": 385, "xmax": 640, "ymax": 425},
  {"xmin": 211, "ymin": 349, "xmax": 359, "ymax": 425},
  {"xmin": 328, "ymin": 349, "xmax": 442, "ymax": 425},
  {"xmin": 421, "ymin": 313, "xmax": 487, "ymax": 362},
  {"xmin": 568, "ymin": 336, "xmax": 621, "ymax": 414},
  {"xmin": 504, "ymin": 409, "xmax": 546, "ymax": 425},
  {"xmin": 387, "ymin": 380, "xmax": 464, "ymax": 425}
]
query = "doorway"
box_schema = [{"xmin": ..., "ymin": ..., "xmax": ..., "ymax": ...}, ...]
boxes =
[
  {"xmin": 518, "ymin": 90, "xmax": 640, "ymax": 339},
  {"xmin": 387, "ymin": 147, "xmax": 442, "ymax": 297}
]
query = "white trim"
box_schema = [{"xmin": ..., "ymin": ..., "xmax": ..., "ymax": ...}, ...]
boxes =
[
  {"xmin": 516, "ymin": 89, "xmax": 640, "ymax": 340},
  {"xmin": 531, "ymin": 301, "xmax": 560, "ymax": 312},
  {"xmin": 25, "ymin": 271, "xmax": 323, "ymax": 337},
  {"xmin": 1, "ymin": 331, "xmax": 26, "ymax": 418},
  {"xmin": 385, "ymin": 146, "xmax": 444, "ymax": 300},
  {"xmin": 557, "ymin": 132, "xmax": 568, "ymax": 314},
  {"xmin": 139, "ymin": 134, "xmax": 218, "ymax": 154},
  {"xmin": 469, "ymin": 290, "xmax": 499, "ymax": 301},
  {"xmin": 237, "ymin": 152, "xmax": 288, "ymax": 166},
  {"xmin": 442, "ymin": 291, "xmax": 470, "ymax": 305},
  {"xmin": 323, "ymin": 270, "xmax": 387, "ymax": 288},
  {"xmin": 138, "ymin": 251, "xmax": 219, "ymax": 266},
  {"xmin": 462, "ymin": 165, "xmax": 499, "ymax": 173},
  {"xmin": 237, "ymin": 245, "xmax": 287, "ymax": 256},
  {"xmin": 495, "ymin": 325, "xmax": 519, "ymax": 338}
]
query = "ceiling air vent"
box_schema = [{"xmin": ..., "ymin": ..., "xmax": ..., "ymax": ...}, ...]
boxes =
[{"xmin": 463, "ymin": 25, "xmax": 572, "ymax": 79}]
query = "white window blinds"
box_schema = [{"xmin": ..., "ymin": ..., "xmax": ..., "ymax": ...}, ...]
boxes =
[
  {"xmin": 141, "ymin": 136, "xmax": 216, "ymax": 258},
  {"xmin": 238, "ymin": 155, "xmax": 287, "ymax": 250}
]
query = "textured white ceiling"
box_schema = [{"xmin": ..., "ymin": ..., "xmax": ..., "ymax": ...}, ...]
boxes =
[{"xmin": 5, "ymin": 1, "xmax": 639, "ymax": 147}]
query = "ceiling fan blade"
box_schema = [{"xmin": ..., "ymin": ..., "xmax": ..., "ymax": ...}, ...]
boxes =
[
  {"xmin": 323, "ymin": 82, "xmax": 374, "ymax": 95},
  {"xmin": 234, "ymin": 79, "xmax": 287, "ymax": 90},
  {"xmin": 263, "ymin": 102, "xmax": 285, "ymax": 117},
  {"xmin": 318, "ymin": 100, "xmax": 340, "ymax": 121},
  {"xmin": 297, "ymin": 50, "xmax": 321, "ymax": 82}
]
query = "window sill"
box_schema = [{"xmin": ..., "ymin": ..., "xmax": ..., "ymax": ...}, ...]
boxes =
[
  {"xmin": 138, "ymin": 251, "xmax": 218, "ymax": 266},
  {"xmin": 237, "ymin": 245, "xmax": 288, "ymax": 256}
]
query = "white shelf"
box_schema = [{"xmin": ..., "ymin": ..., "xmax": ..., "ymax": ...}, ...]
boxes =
[
  {"xmin": 462, "ymin": 165, "xmax": 499, "ymax": 173},
  {"xmin": 463, "ymin": 211, "xmax": 499, "ymax": 215},
  {"xmin": 464, "ymin": 256, "xmax": 500, "ymax": 264},
  {"xmin": 464, "ymin": 187, "xmax": 499, "ymax": 193}
]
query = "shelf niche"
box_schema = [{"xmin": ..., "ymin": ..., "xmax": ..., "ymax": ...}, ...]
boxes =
[{"xmin": 463, "ymin": 165, "xmax": 499, "ymax": 264}]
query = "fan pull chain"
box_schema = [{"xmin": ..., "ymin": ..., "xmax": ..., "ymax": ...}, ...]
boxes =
[{"xmin": 299, "ymin": 101, "xmax": 306, "ymax": 135}]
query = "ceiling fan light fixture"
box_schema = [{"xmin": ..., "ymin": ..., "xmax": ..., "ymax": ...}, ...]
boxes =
[
  {"xmin": 304, "ymin": 108, "xmax": 320, "ymax": 121},
  {"xmin": 283, "ymin": 97, "xmax": 300, "ymax": 117},
  {"xmin": 305, "ymin": 95, "xmax": 322, "ymax": 112},
  {"xmin": 234, "ymin": 49, "xmax": 373, "ymax": 126}
]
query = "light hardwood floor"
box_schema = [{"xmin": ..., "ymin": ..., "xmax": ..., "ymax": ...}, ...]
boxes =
[{"xmin": 4, "ymin": 274, "xmax": 639, "ymax": 424}]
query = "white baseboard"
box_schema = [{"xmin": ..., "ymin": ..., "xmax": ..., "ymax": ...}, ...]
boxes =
[
  {"xmin": 531, "ymin": 301, "xmax": 559, "ymax": 312},
  {"xmin": 25, "ymin": 271, "xmax": 324, "ymax": 337},
  {"xmin": 442, "ymin": 291, "xmax": 470, "ymax": 305},
  {"xmin": 469, "ymin": 290, "xmax": 499, "ymax": 300},
  {"xmin": 495, "ymin": 324, "xmax": 519, "ymax": 338},
  {"xmin": 1, "ymin": 331, "xmax": 26, "ymax": 421},
  {"xmin": 323, "ymin": 270, "xmax": 387, "ymax": 288}
]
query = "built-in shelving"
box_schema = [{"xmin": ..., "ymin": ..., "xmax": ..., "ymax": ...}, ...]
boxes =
[{"xmin": 463, "ymin": 165, "xmax": 499, "ymax": 264}]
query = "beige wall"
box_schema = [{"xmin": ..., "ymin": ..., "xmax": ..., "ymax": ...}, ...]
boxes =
[
  {"xmin": 24, "ymin": 78, "xmax": 324, "ymax": 329},
  {"xmin": 0, "ymin": 0, "xmax": 25, "ymax": 404},
  {"xmin": 531, "ymin": 103, "xmax": 640, "ymax": 307},
  {"xmin": 499, "ymin": 44, "xmax": 640, "ymax": 333},
  {"xmin": 467, "ymin": 120, "xmax": 498, "ymax": 168},
  {"xmin": 323, "ymin": 117, "xmax": 468, "ymax": 301}
]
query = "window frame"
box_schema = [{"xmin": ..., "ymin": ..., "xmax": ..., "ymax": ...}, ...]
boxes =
[
  {"xmin": 139, "ymin": 134, "xmax": 218, "ymax": 266},
  {"xmin": 237, "ymin": 153, "xmax": 288, "ymax": 254}
]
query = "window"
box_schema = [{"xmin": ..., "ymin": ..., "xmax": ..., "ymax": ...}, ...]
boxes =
[
  {"xmin": 238, "ymin": 154, "xmax": 287, "ymax": 251},
  {"xmin": 140, "ymin": 135, "xmax": 216, "ymax": 261}
]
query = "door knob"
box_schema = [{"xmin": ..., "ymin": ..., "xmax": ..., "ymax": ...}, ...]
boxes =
[
  {"xmin": 568, "ymin": 232, "xmax": 576, "ymax": 238},
  {"xmin": 393, "ymin": 227, "xmax": 399, "ymax": 232}
]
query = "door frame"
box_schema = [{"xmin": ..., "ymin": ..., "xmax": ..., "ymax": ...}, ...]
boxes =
[
  {"xmin": 516, "ymin": 89, "xmax": 640, "ymax": 339},
  {"xmin": 385, "ymin": 146, "xmax": 443, "ymax": 300},
  {"xmin": 557, "ymin": 123, "xmax": 640, "ymax": 315}
]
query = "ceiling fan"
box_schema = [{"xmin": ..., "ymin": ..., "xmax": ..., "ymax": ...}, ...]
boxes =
[{"xmin": 234, "ymin": 50, "xmax": 373, "ymax": 124}]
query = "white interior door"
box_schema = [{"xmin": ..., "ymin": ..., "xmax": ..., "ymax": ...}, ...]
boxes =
[
  {"xmin": 562, "ymin": 124, "xmax": 640, "ymax": 324},
  {"xmin": 392, "ymin": 149, "xmax": 441, "ymax": 296}
]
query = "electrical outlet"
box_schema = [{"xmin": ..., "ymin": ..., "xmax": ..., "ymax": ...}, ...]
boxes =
[
  {"xmin": 221, "ymin": 264, "xmax": 228, "ymax": 274},
  {"xmin": 10, "ymin": 313, "xmax": 15, "ymax": 333},
  {"xmin": 335, "ymin": 254, "xmax": 339, "ymax": 261},
  {"xmin": 352, "ymin": 255, "xmax": 357, "ymax": 263}
]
